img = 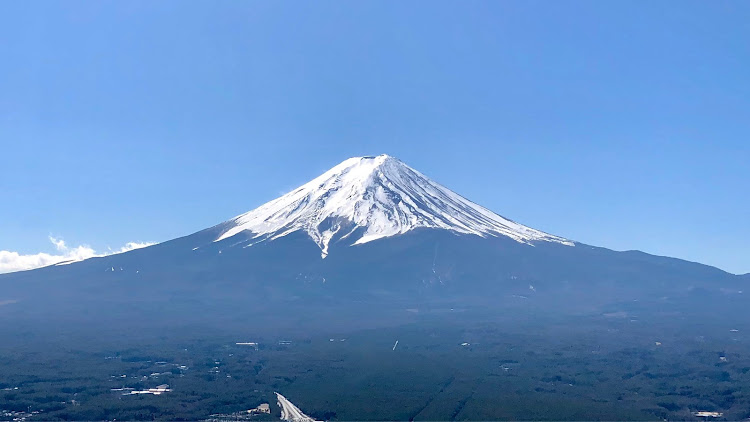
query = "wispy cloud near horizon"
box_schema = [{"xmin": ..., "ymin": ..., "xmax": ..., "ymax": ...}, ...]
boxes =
[{"xmin": 0, "ymin": 237, "xmax": 154, "ymax": 274}]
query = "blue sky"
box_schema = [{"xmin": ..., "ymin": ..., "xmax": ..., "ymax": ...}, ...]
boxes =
[{"xmin": 1, "ymin": 1, "xmax": 748, "ymax": 274}]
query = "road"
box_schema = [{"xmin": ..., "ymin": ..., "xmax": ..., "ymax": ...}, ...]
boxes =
[{"xmin": 275, "ymin": 392, "xmax": 319, "ymax": 422}]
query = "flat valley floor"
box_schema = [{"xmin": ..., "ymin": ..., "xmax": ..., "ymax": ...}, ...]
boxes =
[{"xmin": 1, "ymin": 307, "xmax": 748, "ymax": 421}]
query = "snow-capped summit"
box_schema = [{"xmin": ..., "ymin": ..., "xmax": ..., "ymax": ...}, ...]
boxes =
[{"xmin": 216, "ymin": 154, "xmax": 573, "ymax": 257}]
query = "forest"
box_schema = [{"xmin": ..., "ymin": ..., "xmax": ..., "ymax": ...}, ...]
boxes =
[{"xmin": 1, "ymin": 305, "xmax": 748, "ymax": 421}]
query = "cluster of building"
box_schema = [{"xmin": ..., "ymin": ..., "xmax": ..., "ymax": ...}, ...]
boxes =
[
  {"xmin": 1, "ymin": 410, "xmax": 41, "ymax": 422},
  {"xmin": 694, "ymin": 411, "xmax": 723, "ymax": 418},
  {"xmin": 205, "ymin": 403, "xmax": 271, "ymax": 421},
  {"xmin": 113, "ymin": 384, "xmax": 172, "ymax": 396}
]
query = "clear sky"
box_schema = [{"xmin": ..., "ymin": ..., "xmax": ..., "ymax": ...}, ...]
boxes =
[{"xmin": 1, "ymin": 1, "xmax": 748, "ymax": 274}]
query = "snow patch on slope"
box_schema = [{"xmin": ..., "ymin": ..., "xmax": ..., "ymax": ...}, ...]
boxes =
[{"xmin": 216, "ymin": 155, "xmax": 572, "ymax": 257}]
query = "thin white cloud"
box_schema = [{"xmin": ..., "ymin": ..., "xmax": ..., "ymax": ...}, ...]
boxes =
[
  {"xmin": 0, "ymin": 237, "xmax": 155, "ymax": 274},
  {"xmin": 50, "ymin": 236, "xmax": 67, "ymax": 251},
  {"xmin": 107, "ymin": 241, "xmax": 154, "ymax": 254}
]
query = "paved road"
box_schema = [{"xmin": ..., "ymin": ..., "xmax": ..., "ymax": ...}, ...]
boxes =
[{"xmin": 275, "ymin": 392, "xmax": 318, "ymax": 422}]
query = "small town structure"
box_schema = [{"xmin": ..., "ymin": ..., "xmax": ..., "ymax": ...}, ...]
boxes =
[{"xmin": 248, "ymin": 403, "xmax": 270, "ymax": 414}]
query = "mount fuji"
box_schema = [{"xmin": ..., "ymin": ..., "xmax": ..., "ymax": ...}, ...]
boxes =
[
  {"xmin": 0, "ymin": 155, "xmax": 746, "ymax": 327},
  {"xmin": 214, "ymin": 154, "xmax": 572, "ymax": 258}
]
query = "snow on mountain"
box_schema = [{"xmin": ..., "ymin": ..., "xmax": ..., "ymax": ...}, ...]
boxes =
[{"xmin": 216, "ymin": 154, "xmax": 573, "ymax": 257}]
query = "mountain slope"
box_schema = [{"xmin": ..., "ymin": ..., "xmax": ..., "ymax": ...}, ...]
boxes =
[
  {"xmin": 0, "ymin": 155, "xmax": 746, "ymax": 328},
  {"xmin": 214, "ymin": 155, "xmax": 572, "ymax": 257}
]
